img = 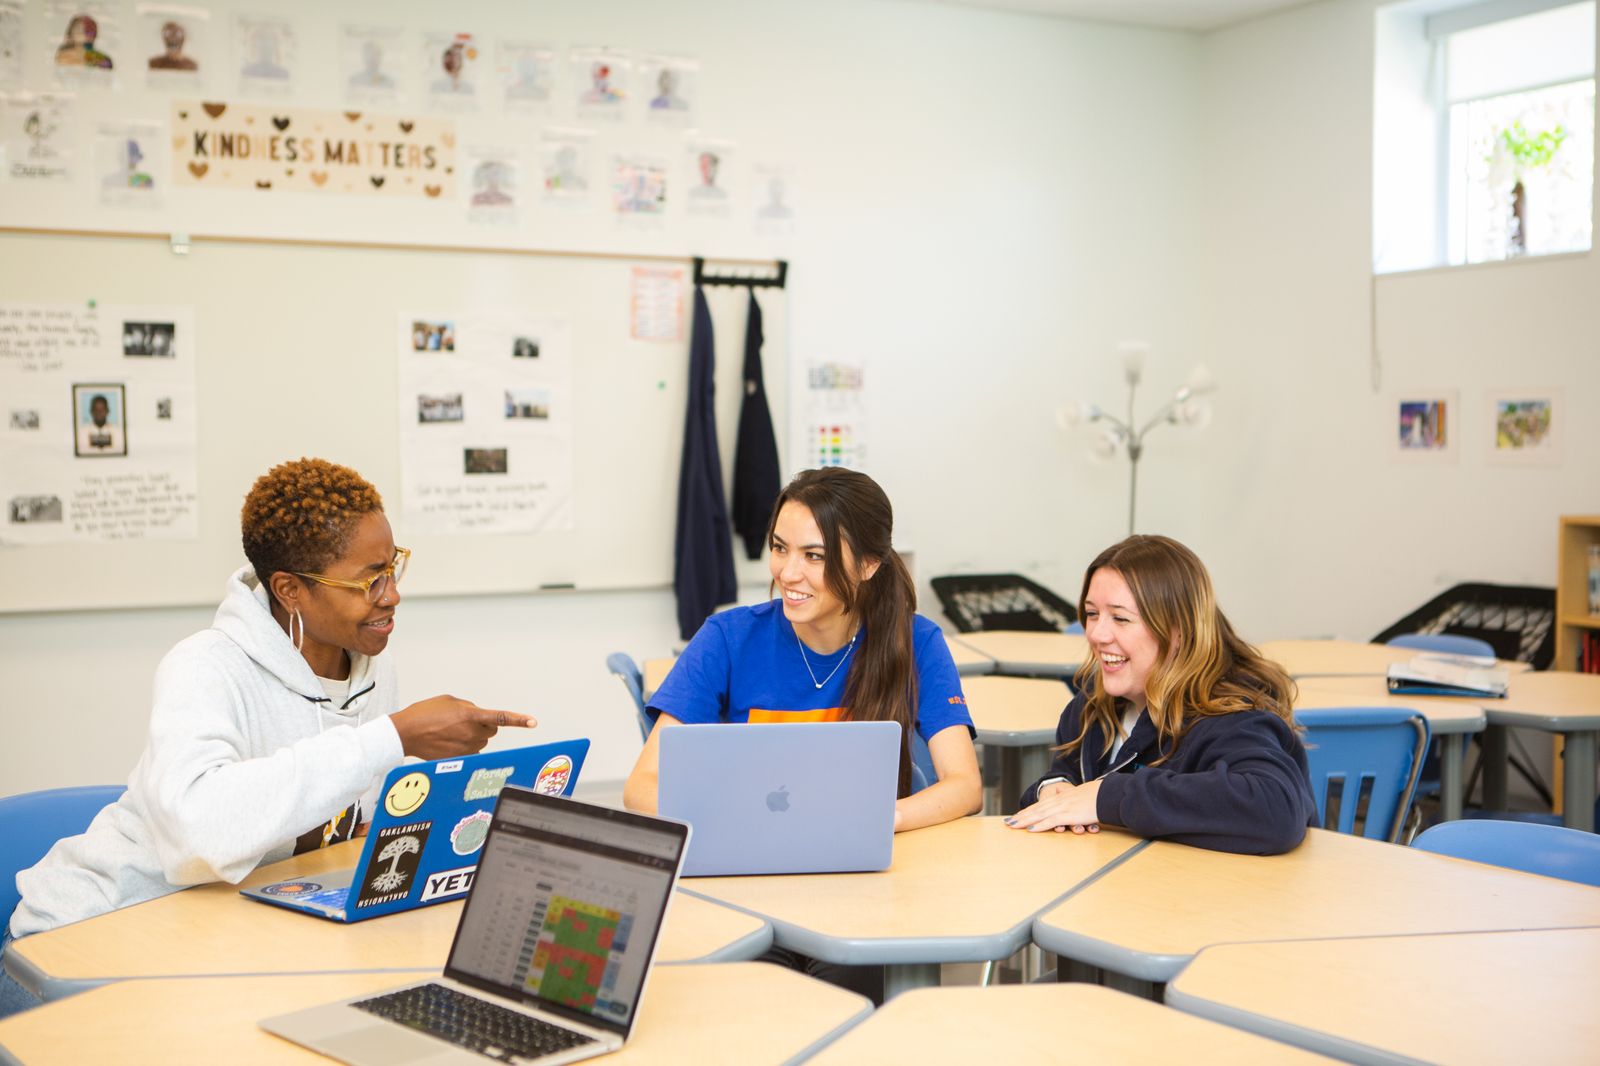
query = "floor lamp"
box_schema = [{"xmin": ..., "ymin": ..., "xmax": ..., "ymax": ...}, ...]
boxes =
[{"xmin": 1058, "ymin": 343, "xmax": 1217, "ymax": 536}]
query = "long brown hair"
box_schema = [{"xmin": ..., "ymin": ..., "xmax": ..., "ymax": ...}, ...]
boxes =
[
  {"xmin": 767, "ymin": 468, "xmax": 919, "ymax": 796},
  {"xmin": 1064, "ymin": 534, "xmax": 1295, "ymax": 764}
]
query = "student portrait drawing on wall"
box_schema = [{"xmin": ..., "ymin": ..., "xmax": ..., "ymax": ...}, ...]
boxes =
[
  {"xmin": 1, "ymin": 458, "xmax": 535, "ymax": 1015},
  {"xmin": 1007, "ymin": 534, "xmax": 1316, "ymax": 855}
]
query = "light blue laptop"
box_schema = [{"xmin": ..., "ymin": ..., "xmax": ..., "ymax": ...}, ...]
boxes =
[{"xmin": 658, "ymin": 721, "xmax": 900, "ymax": 876}]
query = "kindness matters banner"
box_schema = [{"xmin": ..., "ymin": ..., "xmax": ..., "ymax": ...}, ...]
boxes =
[{"xmin": 171, "ymin": 101, "xmax": 456, "ymax": 198}]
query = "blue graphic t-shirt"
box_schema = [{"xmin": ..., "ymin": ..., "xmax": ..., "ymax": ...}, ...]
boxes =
[{"xmin": 647, "ymin": 600, "xmax": 974, "ymax": 742}]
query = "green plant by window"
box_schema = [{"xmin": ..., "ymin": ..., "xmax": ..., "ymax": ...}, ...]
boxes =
[{"xmin": 1490, "ymin": 119, "xmax": 1569, "ymax": 174}]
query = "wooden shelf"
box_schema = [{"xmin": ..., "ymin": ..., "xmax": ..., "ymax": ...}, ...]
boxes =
[
  {"xmin": 1552, "ymin": 516, "xmax": 1600, "ymax": 814},
  {"xmin": 1558, "ymin": 614, "xmax": 1600, "ymax": 631}
]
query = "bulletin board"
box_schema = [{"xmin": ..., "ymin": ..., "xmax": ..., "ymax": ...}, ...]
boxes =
[{"xmin": 0, "ymin": 228, "xmax": 785, "ymax": 612}]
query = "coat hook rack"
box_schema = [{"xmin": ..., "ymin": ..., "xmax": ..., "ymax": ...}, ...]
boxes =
[{"xmin": 692, "ymin": 257, "xmax": 788, "ymax": 290}]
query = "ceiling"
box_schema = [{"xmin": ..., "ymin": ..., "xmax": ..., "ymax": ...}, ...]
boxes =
[{"xmin": 928, "ymin": 0, "xmax": 1317, "ymax": 32}]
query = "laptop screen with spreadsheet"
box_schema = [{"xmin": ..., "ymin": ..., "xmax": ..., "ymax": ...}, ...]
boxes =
[{"xmin": 441, "ymin": 788, "xmax": 689, "ymax": 1040}]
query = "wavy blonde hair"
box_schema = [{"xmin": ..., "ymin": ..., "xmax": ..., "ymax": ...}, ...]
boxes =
[{"xmin": 1064, "ymin": 535, "xmax": 1295, "ymax": 764}]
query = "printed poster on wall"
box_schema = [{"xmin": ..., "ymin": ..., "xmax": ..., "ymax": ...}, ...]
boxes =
[
  {"xmin": 799, "ymin": 359, "xmax": 868, "ymax": 470},
  {"xmin": 397, "ymin": 310, "xmax": 574, "ymax": 534},
  {"xmin": 0, "ymin": 301, "xmax": 199, "ymax": 545},
  {"xmin": 172, "ymin": 100, "xmax": 456, "ymax": 198}
]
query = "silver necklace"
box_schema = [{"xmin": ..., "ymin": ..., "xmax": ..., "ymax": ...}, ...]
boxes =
[{"xmin": 796, "ymin": 627, "xmax": 859, "ymax": 689}]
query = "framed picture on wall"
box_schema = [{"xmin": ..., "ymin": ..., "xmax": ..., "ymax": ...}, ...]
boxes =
[
  {"xmin": 1388, "ymin": 390, "xmax": 1457, "ymax": 464},
  {"xmin": 1486, "ymin": 388, "xmax": 1562, "ymax": 466}
]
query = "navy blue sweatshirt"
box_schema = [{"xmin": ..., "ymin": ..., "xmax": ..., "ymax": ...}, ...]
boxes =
[{"xmin": 1020, "ymin": 691, "xmax": 1315, "ymax": 855}]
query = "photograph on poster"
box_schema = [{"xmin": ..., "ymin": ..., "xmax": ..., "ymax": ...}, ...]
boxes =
[
  {"xmin": 411, "ymin": 320, "xmax": 456, "ymax": 351},
  {"xmin": 9, "ymin": 494, "xmax": 64, "ymax": 524},
  {"xmin": 464, "ymin": 447, "xmax": 507, "ymax": 474},
  {"xmin": 122, "ymin": 320, "xmax": 174, "ymax": 356},
  {"xmin": 72, "ymin": 382, "xmax": 126, "ymax": 457},
  {"xmin": 418, "ymin": 393, "xmax": 464, "ymax": 423},
  {"xmin": 155, "ymin": 396, "xmax": 171, "ymax": 419},
  {"xmin": 9, "ymin": 409, "xmax": 40, "ymax": 430},
  {"xmin": 512, "ymin": 336, "xmax": 539, "ymax": 358},
  {"xmin": 504, "ymin": 387, "xmax": 550, "ymax": 420},
  {"xmin": 1489, "ymin": 389, "xmax": 1562, "ymax": 464}
]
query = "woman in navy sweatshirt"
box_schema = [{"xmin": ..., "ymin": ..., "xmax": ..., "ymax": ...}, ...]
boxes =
[{"xmin": 1006, "ymin": 534, "xmax": 1315, "ymax": 854}]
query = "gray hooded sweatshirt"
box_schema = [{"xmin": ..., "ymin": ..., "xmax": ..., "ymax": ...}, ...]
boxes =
[{"xmin": 10, "ymin": 566, "xmax": 404, "ymax": 937}]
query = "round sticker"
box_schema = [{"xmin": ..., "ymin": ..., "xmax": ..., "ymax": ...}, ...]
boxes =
[
  {"xmin": 533, "ymin": 755, "xmax": 573, "ymax": 796},
  {"xmin": 450, "ymin": 809, "xmax": 493, "ymax": 856},
  {"xmin": 260, "ymin": 881, "xmax": 322, "ymax": 897},
  {"xmin": 384, "ymin": 771, "xmax": 431, "ymax": 817}
]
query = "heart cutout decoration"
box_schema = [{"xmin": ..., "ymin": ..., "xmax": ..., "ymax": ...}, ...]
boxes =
[
  {"xmin": 178, "ymin": 110, "xmax": 187, "ymax": 119},
  {"xmin": 344, "ymin": 111, "xmax": 361, "ymax": 122},
  {"xmin": 310, "ymin": 171, "xmax": 328, "ymax": 186},
  {"xmin": 244, "ymin": 116, "xmax": 254, "ymax": 124},
  {"xmin": 272, "ymin": 116, "xmax": 290, "ymax": 131},
  {"xmin": 424, "ymin": 184, "xmax": 441, "ymax": 198},
  {"xmin": 255, "ymin": 180, "xmax": 271, "ymax": 190},
  {"xmin": 370, "ymin": 175, "xmax": 386, "ymax": 189},
  {"xmin": 202, "ymin": 102, "xmax": 226, "ymax": 118},
  {"xmin": 399, "ymin": 120, "xmax": 415, "ymax": 133},
  {"xmin": 187, "ymin": 162, "xmax": 209, "ymax": 178}
]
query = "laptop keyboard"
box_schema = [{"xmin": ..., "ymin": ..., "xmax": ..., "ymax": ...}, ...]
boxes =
[{"xmin": 353, "ymin": 983, "xmax": 597, "ymax": 1062}]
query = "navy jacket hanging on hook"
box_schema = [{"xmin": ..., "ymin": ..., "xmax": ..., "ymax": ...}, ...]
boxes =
[
  {"xmin": 731, "ymin": 290, "xmax": 780, "ymax": 560},
  {"xmin": 673, "ymin": 285, "xmax": 737, "ymax": 640}
]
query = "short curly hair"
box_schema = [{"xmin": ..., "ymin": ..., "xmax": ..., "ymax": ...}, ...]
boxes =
[{"xmin": 241, "ymin": 458, "xmax": 384, "ymax": 593}]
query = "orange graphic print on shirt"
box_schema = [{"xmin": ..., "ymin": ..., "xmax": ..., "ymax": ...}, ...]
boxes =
[{"xmin": 747, "ymin": 706, "xmax": 847, "ymax": 724}]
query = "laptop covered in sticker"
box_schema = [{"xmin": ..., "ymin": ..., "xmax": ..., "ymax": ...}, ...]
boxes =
[{"xmin": 241, "ymin": 739, "xmax": 590, "ymax": 922}]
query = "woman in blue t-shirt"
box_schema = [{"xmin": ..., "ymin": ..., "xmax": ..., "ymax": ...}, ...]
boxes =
[{"xmin": 625, "ymin": 467, "xmax": 982, "ymax": 831}]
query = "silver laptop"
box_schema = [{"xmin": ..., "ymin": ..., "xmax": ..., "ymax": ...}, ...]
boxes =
[
  {"xmin": 261, "ymin": 788, "xmax": 691, "ymax": 1066},
  {"xmin": 658, "ymin": 721, "xmax": 900, "ymax": 876}
]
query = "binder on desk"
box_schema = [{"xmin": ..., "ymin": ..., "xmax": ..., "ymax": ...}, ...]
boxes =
[{"xmin": 1387, "ymin": 655, "xmax": 1508, "ymax": 699}]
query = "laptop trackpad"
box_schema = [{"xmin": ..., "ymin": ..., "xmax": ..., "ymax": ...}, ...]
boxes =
[{"xmin": 317, "ymin": 1026, "xmax": 445, "ymax": 1065}]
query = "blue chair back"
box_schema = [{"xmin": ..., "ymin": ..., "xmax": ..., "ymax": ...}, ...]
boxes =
[
  {"xmin": 1413, "ymin": 819, "xmax": 1600, "ymax": 887},
  {"xmin": 910, "ymin": 731, "xmax": 937, "ymax": 794},
  {"xmin": 1, "ymin": 785, "xmax": 124, "ymax": 925},
  {"xmin": 1297, "ymin": 707, "xmax": 1429, "ymax": 842},
  {"xmin": 1385, "ymin": 632, "xmax": 1497, "ymax": 658},
  {"xmin": 604, "ymin": 652, "xmax": 654, "ymax": 743}
]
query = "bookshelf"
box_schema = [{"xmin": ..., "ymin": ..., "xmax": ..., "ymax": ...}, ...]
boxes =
[{"xmin": 1552, "ymin": 516, "xmax": 1600, "ymax": 813}]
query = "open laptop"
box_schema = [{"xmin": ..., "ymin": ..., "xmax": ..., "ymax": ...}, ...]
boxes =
[
  {"xmin": 262, "ymin": 787, "xmax": 691, "ymax": 1065},
  {"xmin": 658, "ymin": 720, "xmax": 900, "ymax": 876},
  {"xmin": 243, "ymin": 740, "xmax": 590, "ymax": 922}
]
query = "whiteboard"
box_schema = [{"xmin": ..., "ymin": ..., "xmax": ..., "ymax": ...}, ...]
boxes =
[{"xmin": 0, "ymin": 230, "xmax": 784, "ymax": 612}]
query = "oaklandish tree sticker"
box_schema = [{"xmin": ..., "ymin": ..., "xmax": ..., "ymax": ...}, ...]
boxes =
[
  {"xmin": 356, "ymin": 822, "xmax": 430, "ymax": 908},
  {"xmin": 171, "ymin": 99, "xmax": 456, "ymax": 197}
]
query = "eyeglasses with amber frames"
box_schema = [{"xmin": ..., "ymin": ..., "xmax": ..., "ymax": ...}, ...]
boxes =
[{"xmin": 290, "ymin": 547, "xmax": 410, "ymax": 604}]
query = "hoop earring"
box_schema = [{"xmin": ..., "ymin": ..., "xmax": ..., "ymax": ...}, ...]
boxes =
[{"xmin": 289, "ymin": 607, "xmax": 304, "ymax": 652}]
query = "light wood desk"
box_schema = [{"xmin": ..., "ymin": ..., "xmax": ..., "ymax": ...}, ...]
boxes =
[
  {"xmin": 1260, "ymin": 638, "xmax": 1531, "ymax": 680},
  {"xmin": 5, "ymin": 840, "xmax": 771, "ymax": 1001},
  {"xmin": 641, "ymin": 636, "xmax": 996, "ymax": 703},
  {"xmin": 807, "ymin": 983, "xmax": 1336, "ymax": 1065},
  {"xmin": 682, "ymin": 815, "xmax": 1145, "ymax": 999},
  {"xmin": 950, "ymin": 631, "xmax": 1087, "ymax": 681},
  {"xmin": 1296, "ymin": 678, "xmax": 1487, "ymax": 822},
  {"xmin": 1167, "ymin": 928, "xmax": 1600, "ymax": 1066},
  {"xmin": 0, "ymin": 962, "xmax": 872, "ymax": 1066},
  {"xmin": 1483, "ymin": 669, "xmax": 1600, "ymax": 832},
  {"xmin": 962, "ymin": 675, "xmax": 1069, "ymax": 813},
  {"xmin": 1032, "ymin": 828, "xmax": 1600, "ymax": 985}
]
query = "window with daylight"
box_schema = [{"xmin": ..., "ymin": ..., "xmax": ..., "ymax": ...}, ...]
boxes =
[{"xmin": 1374, "ymin": 0, "xmax": 1595, "ymax": 273}]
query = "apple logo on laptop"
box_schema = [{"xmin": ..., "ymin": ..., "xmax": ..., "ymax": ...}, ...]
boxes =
[{"xmin": 766, "ymin": 786, "xmax": 790, "ymax": 813}]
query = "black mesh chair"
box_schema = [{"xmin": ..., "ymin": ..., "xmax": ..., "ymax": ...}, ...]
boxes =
[
  {"xmin": 1373, "ymin": 582, "xmax": 1558, "ymax": 816},
  {"xmin": 1371, "ymin": 582, "xmax": 1555, "ymax": 669},
  {"xmin": 930, "ymin": 573, "xmax": 1078, "ymax": 634}
]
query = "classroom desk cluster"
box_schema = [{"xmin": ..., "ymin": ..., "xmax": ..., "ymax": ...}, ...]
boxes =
[
  {"xmin": 6, "ymin": 817, "xmax": 1599, "ymax": 1063},
  {"xmin": 7, "ymin": 635, "xmax": 1600, "ymax": 1063}
]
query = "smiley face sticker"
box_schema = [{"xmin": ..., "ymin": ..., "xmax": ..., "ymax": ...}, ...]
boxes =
[{"xmin": 384, "ymin": 771, "xmax": 432, "ymax": 817}]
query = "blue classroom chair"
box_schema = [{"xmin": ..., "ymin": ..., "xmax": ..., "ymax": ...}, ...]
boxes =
[
  {"xmin": 605, "ymin": 652, "xmax": 654, "ymax": 743},
  {"xmin": 1297, "ymin": 707, "xmax": 1429, "ymax": 843},
  {"xmin": 1412, "ymin": 819, "xmax": 1600, "ymax": 887},
  {"xmin": 1, "ymin": 785, "xmax": 125, "ymax": 927}
]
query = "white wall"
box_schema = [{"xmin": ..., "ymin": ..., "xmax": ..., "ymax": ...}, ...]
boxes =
[{"xmin": 0, "ymin": 0, "xmax": 1204, "ymax": 796}]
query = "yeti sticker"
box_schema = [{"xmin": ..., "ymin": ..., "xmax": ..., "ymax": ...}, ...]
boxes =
[{"xmin": 355, "ymin": 822, "xmax": 431, "ymax": 909}]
